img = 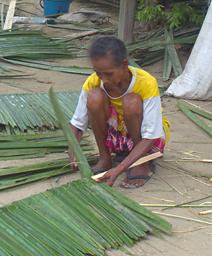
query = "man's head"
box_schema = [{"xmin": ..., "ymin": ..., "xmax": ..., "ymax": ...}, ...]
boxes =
[{"xmin": 89, "ymin": 36, "xmax": 129, "ymax": 88}]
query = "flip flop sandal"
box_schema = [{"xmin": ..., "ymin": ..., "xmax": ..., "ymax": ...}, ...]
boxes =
[
  {"xmin": 120, "ymin": 172, "xmax": 154, "ymax": 189},
  {"xmin": 120, "ymin": 161, "xmax": 156, "ymax": 189}
]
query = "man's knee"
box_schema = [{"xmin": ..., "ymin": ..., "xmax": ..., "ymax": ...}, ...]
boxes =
[
  {"xmin": 87, "ymin": 88, "xmax": 107, "ymax": 110},
  {"xmin": 123, "ymin": 93, "xmax": 142, "ymax": 117}
]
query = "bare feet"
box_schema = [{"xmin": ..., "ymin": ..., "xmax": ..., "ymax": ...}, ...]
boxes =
[
  {"xmin": 91, "ymin": 155, "xmax": 112, "ymax": 174},
  {"xmin": 120, "ymin": 162, "xmax": 154, "ymax": 189}
]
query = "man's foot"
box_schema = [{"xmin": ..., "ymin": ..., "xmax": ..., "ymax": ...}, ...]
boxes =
[
  {"xmin": 91, "ymin": 156, "xmax": 112, "ymax": 174},
  {"xmin": 120, "ymin": 162, "xmax": 155, "ymax": 189}
]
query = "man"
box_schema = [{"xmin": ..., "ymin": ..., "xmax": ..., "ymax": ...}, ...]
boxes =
[{"xmin": 69, "ymin": 36, "xmax": 170, "ymax": 188}]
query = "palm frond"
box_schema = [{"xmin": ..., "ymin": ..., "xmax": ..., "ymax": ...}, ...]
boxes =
[
  {"xmin": 164, "ymin": 29, "xmax": 183, "ymax": 77},
  {"xmin": 0, "ymin": 30, "xmax": 71, "ymax": 59},
  {"xmin": 0, "ymin": 91, "xmax": 80, "ymax": 134},
  {"xmin": 178, "ymin": 101, "xmax": 212, "ymax": 137},
  {"xmin": 0, "ymin": 179, "xmax": 171, "ymax": 255},
  {"xmin": 128, "ymin": 28, "xmax": 199, "ymax": 69},
  {"xmin": 0, "ymin": 155, "xmax": 97, "ymax": 190},
  {"xmin": 0, "ymin": 131, "xmax": 94, "ymax": 161},
  {"xmin": 49, "ymin": 87, "xmax": 92, "ymax": 178},
  {"xmin": 5, "ymin": 58, "xmax": 93, "ymax": 75}
]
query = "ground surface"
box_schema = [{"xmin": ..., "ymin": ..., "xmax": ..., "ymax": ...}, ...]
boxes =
[{"xmin": 0, "ymin": 1, "xmax": 211, "ymax": 255}]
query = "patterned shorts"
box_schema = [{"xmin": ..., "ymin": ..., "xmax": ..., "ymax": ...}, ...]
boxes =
[{"xmin": 105, "ymin": 105, "xmax": 165, "ymax": 154}]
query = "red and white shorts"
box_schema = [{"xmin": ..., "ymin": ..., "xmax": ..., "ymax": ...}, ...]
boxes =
[{"xmin": 105, "ymin": 105, "xmax": 165, "ymax": 154}]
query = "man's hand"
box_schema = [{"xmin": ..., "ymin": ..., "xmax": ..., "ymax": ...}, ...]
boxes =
[
  {"xmin": 68, "ymin": 151, "xmax": 78, "ymax": 171},
  {"xmin": 97, "ymin": 168, "xmax": 120, "ymax": 186},
  {"xmin": 68, "ymin": 124, "xmax": 83, "ymax": 171}
]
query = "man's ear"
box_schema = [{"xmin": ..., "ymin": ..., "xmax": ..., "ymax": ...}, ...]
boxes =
[{"xmin": 122, "ymin": 59, "xmax": 128, "ymax": 67}]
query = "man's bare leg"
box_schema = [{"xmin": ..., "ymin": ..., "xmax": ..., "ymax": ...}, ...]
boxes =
[
  {"xmin": 122, "ymin": 93, "xmax": 153, "ymax": 187},
  {"xmin": 87, "ymin": 88, "xmax": 112, "ymax": 173}
]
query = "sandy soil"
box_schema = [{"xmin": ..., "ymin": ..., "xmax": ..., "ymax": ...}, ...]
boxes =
[{"xmin": 0, "ymin": 1, "xmax": 211, "ymax": 255}]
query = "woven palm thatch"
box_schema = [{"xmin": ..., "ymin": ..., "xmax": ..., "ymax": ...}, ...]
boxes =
[{"xmin": 0, "ymin": 179, "xmax": 172, "ymax": 255}]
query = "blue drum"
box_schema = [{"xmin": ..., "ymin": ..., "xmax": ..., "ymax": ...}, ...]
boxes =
[{"xmin": 40, "ymin": 0, "xmax": 72, "ymax": 17}]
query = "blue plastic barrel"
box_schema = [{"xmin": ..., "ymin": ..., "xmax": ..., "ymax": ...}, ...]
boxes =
[{"xmin": 41, "ymin": 0, "xmax": 72, "ymax": 17}]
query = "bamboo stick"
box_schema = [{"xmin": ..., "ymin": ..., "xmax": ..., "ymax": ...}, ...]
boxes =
[
  {"xmin": 164, "ymin": 158, "xmax": 212, "ymax": 163},
  {"xmin": 153, "ymin": 211, "xmax": 212, "ymax": 226},
  {"xmin": 162, "ymin": 195, "xmax": 212, "ymax": 211},
  {"xmin": 140, "ymin": 203, "xmax": 212, "ymax": 208},
  {"xmin": 199, "ymin": 210, "xmax": 212, "ymax": 215},
  {"xmin": 3, "ymin": 0, "xmax": 16, "ymax": 30}
]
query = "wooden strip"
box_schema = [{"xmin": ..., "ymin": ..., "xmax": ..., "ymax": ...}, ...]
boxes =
[
  {"xmin": 154, "ymin": 211, "xmax": 212, "ymax": 226},
  {"xmin": 92, "ymin": 151, "xmax": 163, "ymax": 181},
  {"xmin": 3, "ymin": 0, "xmax": 16, "ymax": 31},
  {"xmin": 199, "ymin": 210, "xmax": 212, "ymax": 215}
]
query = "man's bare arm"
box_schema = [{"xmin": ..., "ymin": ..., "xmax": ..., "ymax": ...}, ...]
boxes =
[
  {"xmin": 68, "ymin": 124, "xmax": 83, "ymax": 169},
  {"xmin": 70, "ymin": 124, "xmax": 83, "ymax": 142}
]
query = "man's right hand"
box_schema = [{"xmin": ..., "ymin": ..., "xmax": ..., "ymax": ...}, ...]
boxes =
[{"xmin": 68, "ymin": 151, "xmax": 78, "ymax": 171}]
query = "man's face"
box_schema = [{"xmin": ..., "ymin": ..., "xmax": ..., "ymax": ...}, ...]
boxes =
[{"xmin": 91, "ymin": 53, "xmax": 127, "ymax": 90}]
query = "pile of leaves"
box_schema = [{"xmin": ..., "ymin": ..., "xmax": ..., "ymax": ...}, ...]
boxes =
[
  {"xmin": 0, "ymin": 30, "xmax": 71, "ymax": 59},
  {"xmin": 0, "ymin": 91, "xmax": 80, "ymax": 134},
  {"xmin": 0, "ymin": 179, "xmax": 172, "ymax": 255},
  {"xmin": 0, "ymin": 131, "xmax": 93, "ymax": 161}
]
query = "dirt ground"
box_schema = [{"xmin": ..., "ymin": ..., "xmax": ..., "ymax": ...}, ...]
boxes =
[{"xmin": 0, "ymin": 1, "xmax": 212, "ymax": 255}]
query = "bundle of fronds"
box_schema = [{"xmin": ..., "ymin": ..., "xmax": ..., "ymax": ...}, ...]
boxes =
[
  {"xmin": 0, "ymin": 91, "xmax": 80, "ymax": 134},
  {"xmin": 0, "ymin": 158, "xmax": 70, "ymax": 190},
  {"xmin": 0, "ymin": 155, "xmax": 97, "ymax": 191},
  {"xmin": 0, "ymin": 179, "xmax": 171, "ymax": 255},
  {"xmin": 5, "ymin": 58, "xmax": 93, "ymax": 76},
  {"xmin": 178, "ymin": 101, "xmax": 212, "ymax": 137},
  {"xmin": 0, "ymin": 61, "xmax": 28, "ymax": 79},
  {"xmin": 47, "ymin": 19, "xmax": 116, "ymax": 34},
  {"xmin": 0, "ymin": 131, "xmax": 93, "ymax": 160},
  {"xmin": 0, "ymin": 30, "xmax": 72, "ymax": 59}
]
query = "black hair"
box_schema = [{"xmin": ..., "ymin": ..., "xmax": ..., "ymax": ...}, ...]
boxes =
[{"xmin": 89, "ymin": 36, "xmax": 128, "ymax": 66}]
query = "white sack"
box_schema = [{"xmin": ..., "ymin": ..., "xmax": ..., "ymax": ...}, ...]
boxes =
[{"xmin": 165, "ymin": 3, "xmax": 212, "ymax": 100}]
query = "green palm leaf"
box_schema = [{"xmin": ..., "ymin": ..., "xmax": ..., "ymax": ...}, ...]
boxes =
[
  {"xmin": 49, "ymin": 87, "xmax": 92, "ymax": 178},
  {"xmin": 0, "ymin": 179, "xmax": 172, "ymax": 255}
]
